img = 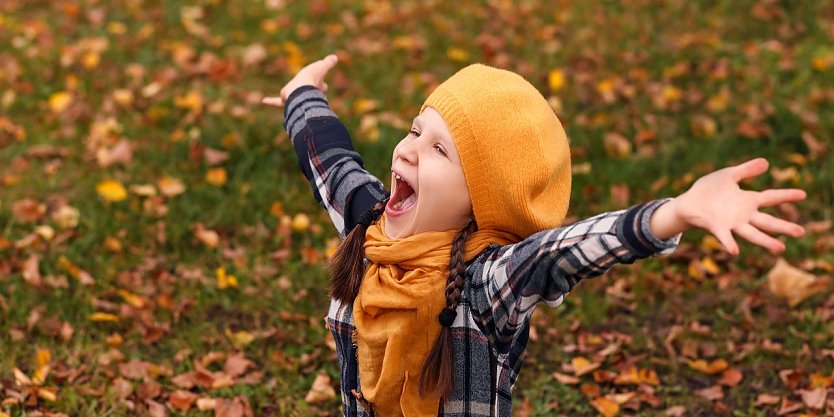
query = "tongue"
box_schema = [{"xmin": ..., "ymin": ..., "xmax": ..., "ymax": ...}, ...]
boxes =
[{"xmin": 394, "ymin": 193, "xmax": 417, "ymax": 211}]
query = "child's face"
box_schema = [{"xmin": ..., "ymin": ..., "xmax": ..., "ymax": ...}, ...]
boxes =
[{"xmin": 384, "ymin": 107, "xmax": 473, "ymax": 239}]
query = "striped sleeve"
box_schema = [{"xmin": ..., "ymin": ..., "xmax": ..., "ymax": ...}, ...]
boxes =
[
  {"xmin": 282, "ymin": 86, "xmax": 389, "ymax": 237},
  {"xmin": 469, "ymin": 199, "xmax": 680, "ymax": 352}
]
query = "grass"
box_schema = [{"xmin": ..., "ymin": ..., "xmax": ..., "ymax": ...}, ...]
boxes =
[{"xmin": 1, "ymin": 0, "xmax": 833, "ymax": 416}]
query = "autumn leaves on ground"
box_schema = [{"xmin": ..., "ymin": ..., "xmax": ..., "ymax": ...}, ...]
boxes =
[{"xmin": 0, "ymin": 1, "xmax": 832, "ymax": 416}]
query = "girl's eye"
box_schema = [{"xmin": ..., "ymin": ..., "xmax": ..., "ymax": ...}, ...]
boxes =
[
  {"xmin": 434, "ymin": 144, "xmax": 447, "ymax": 157},
  {"xmin": 409, "ymin": 129, "xmax": 420, "ymax": 137}
]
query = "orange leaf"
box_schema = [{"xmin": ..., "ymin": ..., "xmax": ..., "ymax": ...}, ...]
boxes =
[
  {"xmin": 590, "ymin": 397, "xmax": 619, "ymax": 417},
  {"xmin": 767, "ymin": 258, "xmax": 830, "ymax": 307},
  {"xmin": 688, "ymin": 358, "xmax": 728, "ymax": 374},
  {"xmin": 305, "ymin": 372, "xmax": 336, "ymax": 404}
]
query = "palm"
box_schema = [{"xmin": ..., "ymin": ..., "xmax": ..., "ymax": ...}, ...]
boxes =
[{"xmin": 676, "ymin": 158, "xmax": 805, "ymax": 255}]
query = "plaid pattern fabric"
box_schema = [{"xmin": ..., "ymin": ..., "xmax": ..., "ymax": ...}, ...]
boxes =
[{"xmin": 284, "ymin": 86, "xmax": 680, "ymax": 416}]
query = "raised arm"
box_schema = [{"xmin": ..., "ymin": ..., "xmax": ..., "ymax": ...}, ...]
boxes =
[
  {"xmin": 467, "ymin": 199, "xmax": 678, "ymax": 353},
  {"xmin": 264, "ymin": 56, "xmax": 388, "ymax": 237}
]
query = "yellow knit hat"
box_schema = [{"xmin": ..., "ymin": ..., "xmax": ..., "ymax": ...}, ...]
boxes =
[{"xmin": 420, "ymin": 64, "xmax": 572, "ymax": 241}]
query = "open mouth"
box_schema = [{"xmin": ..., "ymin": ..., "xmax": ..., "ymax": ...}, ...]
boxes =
[{"xmin": 386, "ymin": 173, "xmax": 417, "ymax": 215}]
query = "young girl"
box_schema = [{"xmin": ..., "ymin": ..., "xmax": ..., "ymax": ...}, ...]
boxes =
[{"xmin": 263, "ymin": 55, "xmax": 806, "ymax": 417}]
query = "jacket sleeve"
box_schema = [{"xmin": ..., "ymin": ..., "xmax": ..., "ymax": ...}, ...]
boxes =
[
  {"xmin": 283, "ymin": 86, "xmax": 389, "ymax": 237},
  {"xmin": 468, "ymin": 199, "xmax": 680, "ymax": 353}
]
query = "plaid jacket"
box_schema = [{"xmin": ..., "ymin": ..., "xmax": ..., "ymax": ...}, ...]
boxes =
[{"xmin": 283, "ymin": 86, "xmax": 680, "ymax": 416}]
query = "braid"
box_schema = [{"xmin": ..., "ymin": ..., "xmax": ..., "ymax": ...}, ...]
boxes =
[
  {"xmin": 327, "ymin": 199, "xmax": 387, "ymax": 304},
  {"xmin": 418, "ymin": 219, "xmax": 477, "ymax": 401}
]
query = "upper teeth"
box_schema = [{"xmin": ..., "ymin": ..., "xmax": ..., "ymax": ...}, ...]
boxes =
[{"xmin": 394, "ymin": 173, "xmax": 402, "ymax": 180}]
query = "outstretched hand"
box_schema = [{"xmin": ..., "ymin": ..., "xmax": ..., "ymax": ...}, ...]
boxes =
[
  {"xmin": 262, "ymin": 54, "xmax": 339, "ymax": 108},
  {"xmin": 650, "ymin": 158, "xmax": 806, "ymax": 255}
]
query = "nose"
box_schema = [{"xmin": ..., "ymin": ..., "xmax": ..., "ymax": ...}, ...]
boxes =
[{"xmin": 395, "ymin": 135, "xmax": 420, "ymax": 165}]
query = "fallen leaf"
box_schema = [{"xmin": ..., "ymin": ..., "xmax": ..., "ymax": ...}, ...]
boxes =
[
  {"xmin": 603, "ymin": 132, "xmax": 631, "ymax": 157},
  {"xmin": 49, "ymin": 91, "xmax": 72, "ymax": 113},
  {"xmin": 694, "ymin": 385, "xmax": 723, "ymax": 401},
  {"xmin": 799, "ymin": 388, "xmax": 826, "ymax": 409},
  {"xmin": 754, "ymin": 393, "xmax": 780, "ymax": 406},
  {"xmin": 96, "ymin": 139, "xmax": 133, "ymax": 167},
  {"xmin": 170, "ymin": 390, "xmax": 199, "ymax": 412},
  {"xmin": 687, "ymin": 358, "xmax": 728, "ymax": 374},
  {"xmin": 553, "ymin": 371, "xmax": 580, "ymax": 385},
  {"xmin": 305, "ymin": 372, "xmax": 335, "ymax": 404},
  {"xmin": 206, "ymin": 168, "xmax": 227, "ymax": 186},
  {"xmin": 158, "ymin": 176, "xmax": 186, "ymax": 197},
  {"xmin": 767, "ymin": 258, "xmax": 830, "ymax": 307},
  {"xmin": 717, "ymin": 368, "xmax": 743, "ymax": 387},
  {"xmin": 590, "ymin": 396, "xmax": 619, "ymax": 417},
  {"xmin": 96, "ymin": 180, "xmax": 128, "ymax": 202},
  {"xmin": 571, "ymin": 356, "xmax": 601, "ymax": 377}
]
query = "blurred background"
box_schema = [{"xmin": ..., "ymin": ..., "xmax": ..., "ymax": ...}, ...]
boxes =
[{"xmin": 0, "ymin": 0, "xmax": 832, "ymax": 416}]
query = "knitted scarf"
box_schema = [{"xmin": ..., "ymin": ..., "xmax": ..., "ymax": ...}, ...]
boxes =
[{"xmin": 353, "ymin": 213, "xmax": 515, "ymax": 416}]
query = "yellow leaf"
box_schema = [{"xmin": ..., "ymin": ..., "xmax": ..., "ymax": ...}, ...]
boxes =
[
  {"xmin": 48, "ymin": 91, "xmax": 72, "ymax": 113},
  {"xmin": 31, "ymin": 365, "xmax": 50, "ymax": 385},
  {"xmin": 590, "ymin": 396, "xmax": 619, "ymax": 417},
  {"xmin": 700, "ymin": 235, "xmax": 724, "ymax": 252},
  {"xmin": 36, "ymin": 387, "xmax": 57, "ymax": 402},
  {"xmin": 571, "ymin": 356, "xmax": 600, "ymax": 377},
  {"xmin": 112, "ymin": 89, "xmax": 134, "ymax": 107},
  {"xmin": 548, "ymin": 69, "xmax": 565, "ymax": 92},
  {"xmin": 701, "ymin": 256, "xmax": 720, "ymax": 275},
  {"xmin": 353, "ymin": 99, "xmax": 378, "ymax": 114},
  {"xmin": 96, "ymin": 180, "xmax": 128, "ymax": 202},
  {"xmin": 216, "ymin": 267, "xmax": 238, "ymax": 289},
  {"xmin": 81, "ymin": 52, "xmax": 100, "ymax": 69},
  {"xmin": 205, "ymin": 167, "xmax": 227, "ymax": 186},
  {"xmin": 446, "ymin": 47, "xmax": 469, "ymax": 62},
  {"xmin": 158, "ymin": 176, "xmax": 186, "ymax": 197},
  {"xmin": 117, "ymin": 289, "xmax": 147, "ymax": 309},
  {"xmin": 767, "ymin": 258, "xmax": 830, "ymax": 307},
  {"xmin": 106, "ymin": 333, "xmax": 124, "ymax": 346},
  {"xmin": 174, "ymin": 90, "xmax": 204, "ymax": 113},
  {"xmin": 225, "ymin": 328, "xmax": 254, "ymax": 348},
  {"xmin": 811, "ymin": 50, "xmax": 834, "ymax": 71},
  {"xmin": 661, "ymin": 85, "xmax": 682, "ymax": 102},
  {"xmin": 35, "ymin": 348, "xmax": 52, "ymax": 368},
  {"xmin": 292, "ymin": 213, "xmax": 311, "ymax": 232},
  {"xmin": 89, "ymin": 312, "xmax": 120, "ymax": 322}
]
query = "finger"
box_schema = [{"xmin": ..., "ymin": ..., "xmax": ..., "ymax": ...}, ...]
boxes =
[
  {"xmin": 757, "ymin": 188, "xmax": 807, "ymax": 207},
  {"xmin": 317, "ymin": 54, "xmax": 339, "ymax": 73},
  {"xmin": 322, "ymin": 82, "xmax": 329, "ymax": 92},
  {"xmin": 750, "ymin": 212, "xmax": 806, "ymax": 237},
  {"xmin": 713, "ymin": 228, "xmax": 740, "ymax": 256},
  {"xmin": 731, "ymin": 157, "xmax": 769, "ymax": 182},
  {"xmin": 261, "ymin": 97, "xmax": 284, "ymax": 107},
  {"xmin": 734, "ymin": 223, "xmax": 785, "ymax": 254}
]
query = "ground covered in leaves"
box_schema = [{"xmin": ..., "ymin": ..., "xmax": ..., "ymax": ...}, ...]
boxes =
[{"xmin": 1, "ymin": 0, "xmax": 833, "ymax": 416}]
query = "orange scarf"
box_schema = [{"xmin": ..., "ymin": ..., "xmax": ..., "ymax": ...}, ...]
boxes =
[{"xmin": 353, "ymin": 213, "xmax": 516, "ymax": 416}]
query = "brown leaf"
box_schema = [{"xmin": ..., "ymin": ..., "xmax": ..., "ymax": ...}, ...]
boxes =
[
  {"xmin": 799, "ymin": 388, "xmax": 826, "ymax": 409},
  {"xmin": 552, "ymin": 372, "xmax": 580, "ymax": 385},
  {"xmin": 754, "ymin": 393, "xmax": 780, "ymax": 406},
  {"xmin": 204, "ymin": 147, "xmax": 230, "ymax": 165},
  {"xmin": 169, "ymin": 390, "xmax": 199, "ymax": 412},
  {"xmin": 119, "ymin": 359, "xmax": 149, "ymax": 380},
  {"xmin": 694, "ymin": 385, "xmax": 723, "ymax": 401},
  {"xmin": 146, "ymin": 399, "xmax": 168, "ymax": 417},
  {"xmin": 767, "ymin": 258, "xmax": 830, "ymax": 307},
  {"xmin": 664, "ymin": 405, "xmax": 686, "ymax": 417},
  {"xmin": 603, "ymin": 132, "xmax": 631, "ymax": 158},
  {"xmin": 223, "ymin": 353, "xmax": 252, "ymax": 378},
  {"xmin": 304, "ymin": 372, "xmax": 335, "ymax": 404},
  {"xmin": 215, "ymin": 396, "xmax": 252, "ymax": 417},
  {"xmin": 96, "ymin": 139, "xmax": 133, "ymax": 167},
  {"xmin": 110, "ymin": 377, "xmax": 133, "ymax": 399},
  {"xmin": 22, "ymin": 254, "xmax": 43, "ymax": 287},
  {"xmin": 12, "ymin": 199, "xmax": 46, "ymax": 223}
]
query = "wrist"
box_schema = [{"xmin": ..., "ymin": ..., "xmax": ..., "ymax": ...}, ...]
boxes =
[{"xmin": 649, "ymin": 197, "xmax": 689, "ymax": 240}]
